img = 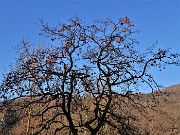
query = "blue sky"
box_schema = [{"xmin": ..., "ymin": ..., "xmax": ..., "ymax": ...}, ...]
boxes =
[{"xmin": 0, "ymin": 0, "xmax": 180, "ymax": 90}]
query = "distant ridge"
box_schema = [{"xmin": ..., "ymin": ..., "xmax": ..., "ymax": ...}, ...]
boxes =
[{"xmin": 162, "ymin": 84, "xmax": 180, "ymax": 93}]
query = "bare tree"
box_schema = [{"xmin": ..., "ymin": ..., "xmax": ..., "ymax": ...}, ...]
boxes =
[{"xmin": 0, "ymin": 16, "xmax": 179, "ymax": 135}]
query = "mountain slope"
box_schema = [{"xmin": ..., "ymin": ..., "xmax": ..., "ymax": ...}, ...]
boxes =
[{"xmin": 0, "ymin": 84, "xmax": 180, "ymax": 135}]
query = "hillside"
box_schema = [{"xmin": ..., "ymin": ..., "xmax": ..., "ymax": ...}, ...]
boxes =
[
  {"xmin": 0, "ymin": 84, "xmax": 180, "ymax": 135},
  {"xmin": 162, "ymin": 84, "xmax": 180, "ymax": 94},
  {"xmin": 136, "ymin": 84, "xmax": 180, "ymax": 135}
]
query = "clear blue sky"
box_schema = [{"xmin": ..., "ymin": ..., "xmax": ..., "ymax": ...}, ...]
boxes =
[{"xmin": 0, "ymin": 0, "xmax": 180, "ymax": 90}]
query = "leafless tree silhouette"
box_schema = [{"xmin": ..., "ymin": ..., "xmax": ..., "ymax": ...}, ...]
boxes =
[{"xmin": 0, "ymin": 16, "xmax": 179, "ymax": 135}]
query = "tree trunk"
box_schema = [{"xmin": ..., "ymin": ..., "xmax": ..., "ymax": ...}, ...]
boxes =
[
  {"xmin": 71, "ymin": 129, "xmax": 78, "ymax": 135},
  {"xmin": 90, "ymin": 131, "xmax": 97, "ymax": 135}
]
